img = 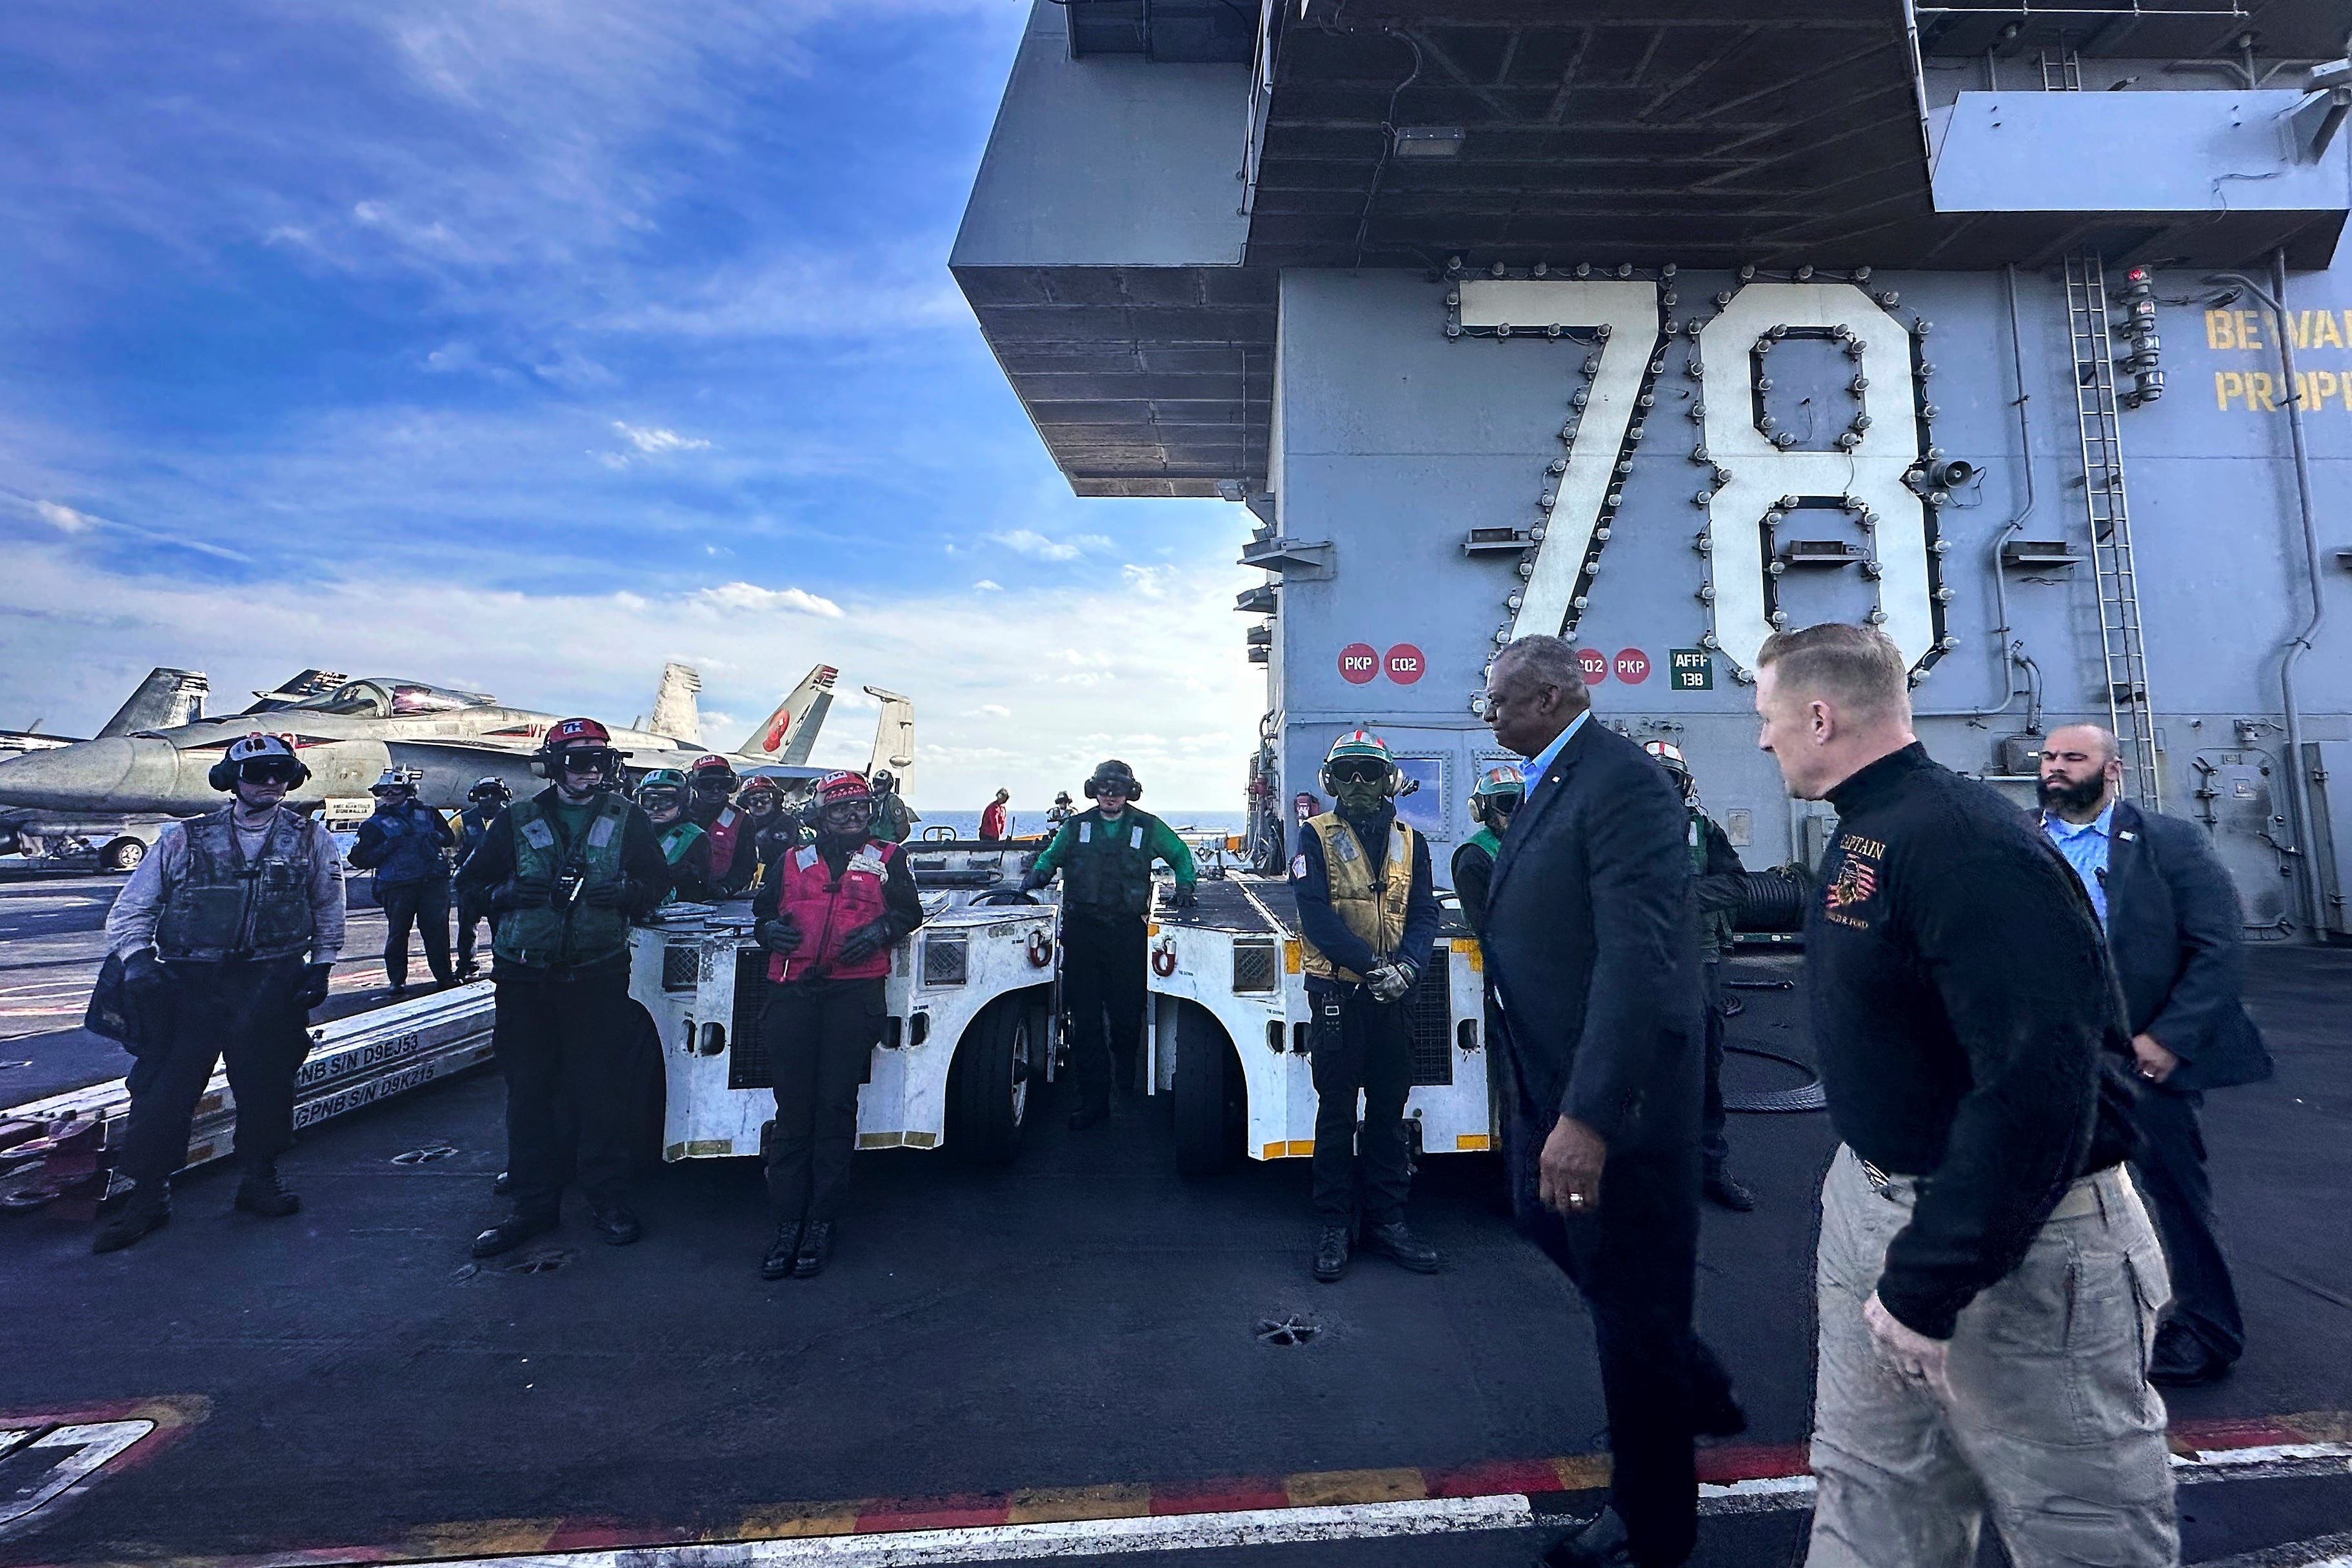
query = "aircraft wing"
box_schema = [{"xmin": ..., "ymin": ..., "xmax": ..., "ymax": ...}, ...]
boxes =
[
  {"xmin": 96, "ymin": 668, "xmax": 210, "ymax": 738},
  {"xmin": 734, "ymin": 665, "xmax": 837, "ymax": 767}
]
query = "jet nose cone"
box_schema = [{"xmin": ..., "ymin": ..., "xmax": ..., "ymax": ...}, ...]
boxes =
[{"xmin": 0, "ymin": 737, "xmax": 176, "ymax": 811}]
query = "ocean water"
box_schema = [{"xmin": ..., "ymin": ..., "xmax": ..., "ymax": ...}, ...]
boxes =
[{"xmin": 908, "ymin": 808, "xmax": 1249, "ymax": 841}]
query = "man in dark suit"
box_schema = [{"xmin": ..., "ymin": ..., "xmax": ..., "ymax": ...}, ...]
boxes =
[
  {"xmin": 2038, "ymin": 724, "xmax": 2273, "ymax": 1385},
  {"xmin": 1479, "ymin": 634, "xmax": 1739, "ymax": 1568}
]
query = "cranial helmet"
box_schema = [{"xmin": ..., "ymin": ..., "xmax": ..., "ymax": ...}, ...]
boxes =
[
  {"xmin": 207, "ymin": 731, "xmax": 311, "ymax": 793},
  {"xmin": 468, "ymin": 777, "xmax": 512, "ymax": 805},
  {"xmin": 1084, "ymin": 759, "xmax": 1141, "ymax": 801},
  {"xmin": 532, "ymin": 717, "xmax": 627, "ymax": 785},
  {"xmin": 813, "ymin": 771, "xmax": 874, "ymax": 810},
  {"xmin": 688, "ymin": 754, "xmax": 737, "ymax": 791},
  {"xmin": 1470, "ymin": 763, "xmax": 1524, "ymax": 825},
  {"xmin": 1640, "ymin": 739, "xmax": 1695, "ymax": 798},
  {"xmin": 1320, "ymin": 730, "xmax": 1399, "ymax": 799},
  {"xmin": 637, "ymin": 766, "xmax": 690, "ymax": 800},
  {"xmin": 370, "ymin": 765, "xmax": 424, "ymax": 795}
]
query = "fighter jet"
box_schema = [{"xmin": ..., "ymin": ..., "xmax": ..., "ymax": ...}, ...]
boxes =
[{"xmin": 0, "ymin": 662, "xmax": 895, "ymax": 869}]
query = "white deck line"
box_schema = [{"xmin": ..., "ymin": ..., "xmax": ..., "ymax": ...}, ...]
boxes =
[{"xmin": 415, "ymin": 1496, "xmax": 1532, "ymax": 1568}]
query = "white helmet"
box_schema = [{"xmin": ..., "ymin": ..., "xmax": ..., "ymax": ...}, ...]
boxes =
[{"xmin": 371, "ymin": 765, "xmax": 425, "ymax": 795}]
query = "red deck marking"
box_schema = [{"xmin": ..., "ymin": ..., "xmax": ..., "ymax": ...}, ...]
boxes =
[
  {"xmin": 1146, "ymin": 1476, "xmax": 1292, "ymax": 1515},
  {"xmin": 852, "ymin": 1496, "xmax": 1012, "ymax": 1533},
  {"xmin": 1424, "ymin": 1459, "xmax": 1568, "ymax": 1498},
  {"xmin": 1694, "ymin": 1444, "xmax": 1811, "ymax": 1485},
  {"xmin": 2169, "ymin": 1416, "xmax": 2315, "ymax": 1453}
]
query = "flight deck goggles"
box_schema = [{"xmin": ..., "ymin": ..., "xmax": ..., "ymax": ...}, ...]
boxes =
[
  {"xmin": 555, "ymin": 747, "xmax": 621, "ymax": 774},
  {"xmin": 236, "ymin": 759, "xmax": 305, "ymax": 786},
  {"xmin": 1326, "ymin": 759, "xmax": 1392, "ymax": 785}
]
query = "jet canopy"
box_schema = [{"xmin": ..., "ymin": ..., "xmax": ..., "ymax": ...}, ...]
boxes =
[{"xmin": 286, "ymin": 679, "xmax": 498, "ymax": 719}]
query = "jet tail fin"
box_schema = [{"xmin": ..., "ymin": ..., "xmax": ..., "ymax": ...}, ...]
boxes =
[
  {"xmin": 862, "ymin": 686, "xmax": 915, "ymax": 794},
  {"xmin": 738, "ymin": 665, "xmax": 838, "ymax": 766},
  {"xmin": 97, "ymin": 668, "xmax": 209, "ymax": 737},
  {"xmin": 647, "ymin": 662, "xmax": 703, "ymax": 745}
]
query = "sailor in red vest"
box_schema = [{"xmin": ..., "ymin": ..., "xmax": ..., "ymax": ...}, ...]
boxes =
[
  {"xmin": 750, "ymin": 770, "xmax": 924, "ymax": 1280},
  {"xmin": 686, "ymin": 754, "xmax": 747, "ymax": 889}
]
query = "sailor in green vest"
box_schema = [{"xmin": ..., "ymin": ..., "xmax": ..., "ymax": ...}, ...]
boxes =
[
  {"xmin": 1640, "ymin": 740, "xmax": 1757, "ymax": 1213},
  {"xmin": 635, "ymin": 768, "xmax": 715, "ymax": 903},
  {"xmin": 1020, "ymin": 759, "xmax": 1197, "ymax": 1129},
  {"xmin": 1293, "ymin": 731, "xmax": 1442, "ymax": 1284},
  {"xmin": 1450, "ymin": 764, "xmax": 1524, "ymax": 940},
  {"xmin": 455, "ymin": 718, "xmax": 672, "ymax": 1257}
]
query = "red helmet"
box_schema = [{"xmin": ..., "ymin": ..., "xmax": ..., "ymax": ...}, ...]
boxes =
[
  {"xmin": 547, "ymin": 717, "xmax": 612, "ymax": 749},
  {"xmin": 812, "ymin": 771, "xmax": 873, "ymax": 809}
]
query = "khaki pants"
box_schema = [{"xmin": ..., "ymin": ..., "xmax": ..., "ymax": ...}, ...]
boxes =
[{"xmin": 1808, "ymin": 1146, "xmax": 2177, "ymax": 1568}]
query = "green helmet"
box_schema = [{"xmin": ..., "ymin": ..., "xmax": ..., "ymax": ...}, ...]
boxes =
[
  {"xmin": 1471, "ymin": 764, "xmax": 1524, "ymax": 825},
  {"xmin": 637, "ymin": 767, "xmax": 689, "ymax": 806},
  {"xmin": 1321, "ymin": 729, "xmax": 1399, "ymax": 797}
]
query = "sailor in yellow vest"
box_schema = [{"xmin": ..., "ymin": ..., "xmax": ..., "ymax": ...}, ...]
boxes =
[{"xmin": 1291, "ymin": 731, "xmax": 1442, "ymax": 1283}]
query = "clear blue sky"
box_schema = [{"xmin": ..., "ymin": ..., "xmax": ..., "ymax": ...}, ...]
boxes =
[{"xmin": 0, "ymin": 0, "xmax": 1259, "ymax": 808}]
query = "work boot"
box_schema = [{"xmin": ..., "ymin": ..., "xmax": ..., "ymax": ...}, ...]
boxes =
[
  {"xmin": 1539, "ymin": 1505, "xmax": 1632, "ymax": 1567},
  {"xmin": 1311, "ymin": 1223, "xmax": 1351, "ymax": 1284},
  {"xmin": 2149, "ymin": 1324, "xmax": 2235, "ymax": 1387},
  {"xmin": 1067, "ymin": 1102, "xmax": 1109, "ymax": 1131},
  {"xmin": 1359, "ymin": 1220, "xmax": 1441, "ymax": 1273},
  {"xmin": 793, "ymin": 1220, "xmax": 835, "ymax": 1278},
  {"xmin": 492, "ymin": 1169, "xmax": 513, "ymax": 1196},
  {"xmin": 233, "ymin": 1160, "xmax": 301, "ymax": 1218},
  {"xmin": 761, "ymin": 1219, "xmax": 804, "ymax": 1280},
  {"xmin": 471, "ymin": 1213, "xmax": 558, "ymax": 1258},
  {"xmin": 589, "ymin": 1207, "xmax": 641, "ymax": 1247},
  {"xmin": 1703, "ymin": 1169, "xmax": 1758, "ymax": 1212},
  {"xmin": 92, "ymin": 1184, "xmax": 171, "ymax": 1254},
  {"xmin": 387, "ymin": 984, "xmax": 409, "ymax": 1003}
]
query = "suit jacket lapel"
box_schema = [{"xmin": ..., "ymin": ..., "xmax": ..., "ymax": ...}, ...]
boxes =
[
  {"xmin": 1488, "ymin": 720, "xmax": 1589, "ymax": 902},
  {"xmin": 2105, "ymin": 799, "xmax": 2146, "ymax": 909}
]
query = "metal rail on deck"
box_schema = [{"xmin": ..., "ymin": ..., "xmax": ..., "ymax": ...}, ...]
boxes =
[{"xmin": 1, "ymin": 983, "xmax": 497, "ymax": 1193}]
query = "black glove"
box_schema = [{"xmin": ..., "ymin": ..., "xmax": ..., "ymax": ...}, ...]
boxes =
[
  {"xmin": 580, "ymin": 875, "xmax": 633, "ymax": 908},
  {"xmin": 493, "ymin": 874, "xmax": 555, "ymax": 911},
  {"xmin": 1170, "ymin": 885, "xmax": 1198, "ymax": 911},
  {"xmin": 1019, "ymin": 868, "xmax": 1050, "ymax": 893},
  {"xmin": 755, "ymin": 918, "xmax": 802, "ymax": 955},
  {"xmin": 834, "ymin": 920, "xmax": 893, "ymax": 968},
  {"xmin": 296, "ymin": 962, "xmax": 334, "ymax": 1010},
  {"xmin": 123, "ymin": 948, "xmax": 170, "ymax": 993}
]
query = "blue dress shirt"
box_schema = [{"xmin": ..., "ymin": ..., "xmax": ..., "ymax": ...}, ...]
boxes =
[
  {"xmin": 1519, "ymin": 709, "xmax": 1590, "ymax": 791},
  {"xmin": 2040, "ymin": 800, "xmax": 2115, "ymax": 928}
]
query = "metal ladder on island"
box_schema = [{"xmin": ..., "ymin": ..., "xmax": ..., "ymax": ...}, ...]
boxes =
[{"xmin": 2064, "ymin": 252, "xmax": 2161, "ymax": 806}]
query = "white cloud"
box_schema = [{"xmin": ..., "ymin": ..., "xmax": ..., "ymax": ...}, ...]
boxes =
[
  {"xmin": 973, "ymin": 579, "xmax": 1001, "ymax": 591},
  {"xmin": 690, "ymin": 581, "xmax": 844, "ymax": 619},
  {"xmin": 992, "ymin": 529, "xmax": 1111, "ymax": 562},
  {"xmin": 966, "ymin": 703, "xmax": 1011, "ymax": 718},
  {"xmin": 34, "ymin": 500, "xmax": 97, "ymax": 533},
  {"xmin": 613, "ymin": 422, "xmax": 711, "ymax": 455}
]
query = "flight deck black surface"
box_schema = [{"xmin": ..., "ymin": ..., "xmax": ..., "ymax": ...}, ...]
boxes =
[{"xmin": 3, "ymin": 866, "xmax": 2348, "ymax": 1567}]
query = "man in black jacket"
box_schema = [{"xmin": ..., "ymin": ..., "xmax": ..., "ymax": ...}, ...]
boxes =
[
  {"xmin": 2038, "ymin": 723, "xmax": 2271, "ymax": 1386},
  {"xmin": 1755, "ymin": 625, "xmax": 2173, "ymax": 1568},
  {"xmin": 1479, "ymin": 635, "xmax": 1738, "ymax": 1568}
]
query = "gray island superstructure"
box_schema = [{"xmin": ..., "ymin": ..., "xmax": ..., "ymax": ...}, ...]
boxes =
[{"xmin": 954, "ymin": 0, "xmax": 2352, "ymax": 935}]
